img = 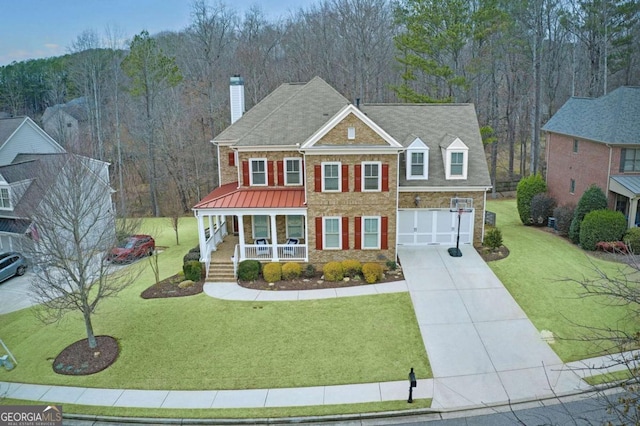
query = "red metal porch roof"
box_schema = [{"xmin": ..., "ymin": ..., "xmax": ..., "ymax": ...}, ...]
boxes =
[{"xmin": 194, "ymin": 182, "xmax": 306, "ymax": 209}]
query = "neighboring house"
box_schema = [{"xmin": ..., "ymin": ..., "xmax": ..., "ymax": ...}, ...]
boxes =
[
  {"xmin": 193, "ymin": 77, "xmax": 491, "ymax": 275},
  {"xmin": 0, "ymin": 117, "xmax": 111, "ymax": 255},
  {"xmin": 42, "ymin": 97, "xmax": 89, "ymax": 153},
  {"xmin": 543, "ymin": 87, "xmax": 640, "ymax": 228}
]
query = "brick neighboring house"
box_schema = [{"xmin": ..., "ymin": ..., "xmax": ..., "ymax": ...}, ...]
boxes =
[
  {"xmin": 543, "ymin": 86, "xmax": 640, "ymax": 227},
  {"xmin": 193, "ymin": 77, "xmax": 491, "ymax": 277}
]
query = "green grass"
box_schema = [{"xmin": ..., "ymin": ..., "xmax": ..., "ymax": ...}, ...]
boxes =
[
  {"xmin": 584, "ymin": 369, "xmax": 634, "ymax": 386},
  {"xmin": 486, "ymin": 199, "xmax": 636, "ymax": 362},
  {"xmin": 0, "ymin": 217, "xmax": 430, "ymax": 390},
  {"xmin": 0, "ymin": 398, "xmax": 432, "ymax": 418}
]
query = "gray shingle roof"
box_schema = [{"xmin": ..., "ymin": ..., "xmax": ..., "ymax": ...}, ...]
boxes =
[
  {"xmin": 216, "ymin": 77, "xmax": 350, "ymax": 146},
  {"xmin": 542, "ymin": 86, "xmax": 640, "ymax": 145},
  {"xmin": 362, "ymin": 104, "xmax": 491, "ymax": 187},
  {"xmin": 0, "ymin": 117, "xmax": 26, "ymax": 148}
]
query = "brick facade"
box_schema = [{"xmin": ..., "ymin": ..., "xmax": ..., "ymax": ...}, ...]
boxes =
[
  {"xmin": 317, "ymin": 113, "xmax": 388, "ymax": 146},
  {"xmin": 218, "ymin": 144, "xmax": 238, "ymax": 186}
]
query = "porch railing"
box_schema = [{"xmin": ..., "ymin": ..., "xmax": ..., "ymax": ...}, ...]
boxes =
[
  {"xmin": 204, "ymin": 221, "xmax": 228, "ymax": 279},
  {"xmin": 242, "ymin": 243, "xmax": 307, "ymax": 261}
]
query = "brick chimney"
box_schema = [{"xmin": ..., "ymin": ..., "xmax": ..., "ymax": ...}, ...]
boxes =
[{"xmin": 230, "ymin": 75, "xmax": 245, "ymax": 124}]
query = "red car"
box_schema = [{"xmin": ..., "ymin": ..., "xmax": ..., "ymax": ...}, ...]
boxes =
[{"xmin": 108, "ymin": 235, "xmax": 155, "ymax": 264}]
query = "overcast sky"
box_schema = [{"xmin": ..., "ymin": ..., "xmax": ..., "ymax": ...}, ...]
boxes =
[{"xmin": 0, "ymin": 0, "xmax": 315, "ymax": 66}]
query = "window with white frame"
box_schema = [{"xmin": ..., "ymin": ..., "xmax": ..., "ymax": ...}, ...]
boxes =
[
  {"xmin": 362, "ymin": 217, "xmax": 380, "ymax": 249},
  {"xmin": 450, "ymin": 152, "xmax": 464, "ymax": 176},
  {"xmin": 323, "ymin": 217, "xmax": 341, "ymax": 249},
  {"xmin": 0, "ymin": 188, "xmax": 10, "ymax": 209},
  {"xmin": 347, "ymin": 127, "xmax": 356, "ymax": 140},
  {"xmin": 322, "ymin": 162, "xmax": 341, "ymax": 191},
  {"xmin": 252, "ymin": 215, "xmax": 270, "ymax": 239},
  {"xmin": 285, "ymin": 158, "xmax": 302, "ymax": 185},
  {"xmin": 250, "ymin": 159, "xmax": 267, "ymax": 185},
  {"xmin": 406, "ymin": 137, "xmax": 429, "ymax": 180},
  {"xmin": 286, "ymin": 215, "xmax": 304, "ymax": 238},
  {"xmin": 363, "ymin": 162, "xmax": 381, "ymax": 191}
]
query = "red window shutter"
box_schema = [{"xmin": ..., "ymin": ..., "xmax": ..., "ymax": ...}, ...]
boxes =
[
  {"xmin": 228, "ymin": 151, "xmax": 235, "ymax": 166},
  {"xmin": 382, "ymin": 164, "xmax": 389, "ymax": 192},
  {"xmin": 314, "ymin": 165, "xmax": 322, "ymax": 192},
  {"xmin": 381, "ymin": 216, "xmax": 388, "ymax": 249},
  {"xmin": 342, "ymin": 164, "xmax": 349, "ymax": 192},
  {"xmin": 354, "ymin": 216, "xmax": 362, "ymax": 250},
  {"xmin": 267, "ymin": 161, "xmax": 275, "ymax": 186},
  {"xmin": 342, "ymin": 217, "xmax": 349, "ymax": 250},
  {"xmin": 277, "ymin": 161, "xmax": 284, "ymax": 186},
  {"xmin": 242, "ymin": 161, "xmax": 249, "ymax": 186},
  {"xmin": 315, "ymin": 217, "xmax": 323, "ymax": 250},
  {"xmin": 354, "ymin": 164, "xmax": 361, "ymax": 192}
]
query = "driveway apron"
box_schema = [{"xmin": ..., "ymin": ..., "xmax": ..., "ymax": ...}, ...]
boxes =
[{"xmin": 398, "ymin": 245, "xmax": 587, "ymax": 409}]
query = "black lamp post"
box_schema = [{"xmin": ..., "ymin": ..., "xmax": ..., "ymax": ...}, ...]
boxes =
[{"xmin": 408, "ymin": 367, "xmax": 417, "ymax": 403}]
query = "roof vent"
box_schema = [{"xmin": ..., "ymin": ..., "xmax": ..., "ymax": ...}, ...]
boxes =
[{"xmin": 230, "ymin": 75, "xmax": 245, "ymax": 124}]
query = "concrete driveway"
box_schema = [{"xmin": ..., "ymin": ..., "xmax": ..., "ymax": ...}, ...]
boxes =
[
  {"xmin": 0, "ymin": 271, "xmax": 37, "ymax": 315},
  {"xmin": 398, "ymin": 245, "xmax": 588, "ymax": 409}
]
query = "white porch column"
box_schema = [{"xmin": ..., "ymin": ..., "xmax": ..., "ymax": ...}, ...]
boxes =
[
  {"xmin": 237, "ymin": 214, "xmax": 245, "ymax": 261},
  {"xmin": 303, "ymin": 212, "xmax": 309, "ymax": 262},
  {"xmin": 629, "ymin": 197, "xmax": 639, "ymax": 228},
  {"xmin": 195, "ymin": 211, "xmax": 207, "ymax": 262},
  {"xmin": 270, "ymin": 213, "xmax": 279, "ymax": 261}
]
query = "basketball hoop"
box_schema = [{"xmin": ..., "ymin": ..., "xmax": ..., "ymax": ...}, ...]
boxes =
[{"xmin": 449, "ymin": 198, "xmax": 473, "ymax": 257}]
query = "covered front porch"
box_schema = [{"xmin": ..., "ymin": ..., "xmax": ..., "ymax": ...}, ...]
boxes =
[
  {"xmin": 193, "ymin": 184, "xmax": 308, "ymax": 277},
  {"xmin": 610, "ymin": 175, "xmax": 640, "ymax": 228}
]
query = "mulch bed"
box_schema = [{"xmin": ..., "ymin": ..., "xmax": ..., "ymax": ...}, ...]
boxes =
[
  {"xmin": 239, "ymin": 269, "xmax": 406, "ymax": 291},
  {"xmin": 141, "ymin": 274, "xmax": 204, "ymax": 299},
  {"xmin": 475, "ymin": 245, "xmax": 510, "ymax": 262},
  {"xmin": 53, "ymin": 336, "xmax": 119, "ymax": 376}
]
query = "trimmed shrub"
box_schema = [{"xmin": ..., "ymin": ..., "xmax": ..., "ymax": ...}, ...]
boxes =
[
  {"xmin": 282, "ymin": 262, "xmax": 302, "ymax": 280},
  {"xmin": 238, "ymin": 260, "xmax": 261, "ymax": 281},
  {"xmin": 178, "ymin": 280, "xmax": 195, "ymax": 289},
  {"xmin": 263, "ymin": 262, "xmax": 282, "ymax": 282},
  {"xmin": 362, "ymin": 263, "xmax": 384, "ymax": 284},
  {"xmin": 183, "ymin": 250, "xmax": 200, "ymax": 263},
  {"xmin": 624, "ymin": 227, "xmax": 640, "ymax": 254},
  {"xmin": 569, "ymin": 185, "xmax": 607, "ymax": 243},
  {"xmin": 553, "ymin": 205, "xmax": 575, "ymax": 236},
  {"xmin": 323, "ymin": 262, "xmax": 344, "ymax": 282},
  {"xmin": 483, "ymin": 227, "xmax": 503, "ymax": 250},
  {"xmin": 530, "ymin": 193, "xmax": 556, "ymax": 226},
  {"xmin": 516, "ymin": 174, "xmax": 547, "ymax": 224},
  {"xmin": 579, "ymin": 209, "xmax": 627, "ymax": 251},
  {"xmin": 341, "ymin": 259, "xmax": 362, "ymax": 278},
  {"xmin": 595, "ymin": 241, "xmax": 628, "ymax": 253},
  {"xmin": 183, "ymin": 260, "xmax": 202, "ymax": 281},
  {"xmin": 303, "ymin": 264, "xmax": 316, "ymax": 279},
  {"xmin": 385, "ymin": 260, "xmax": 398, "ymax": 271}
]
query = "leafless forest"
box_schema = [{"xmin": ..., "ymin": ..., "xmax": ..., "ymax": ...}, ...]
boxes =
[{"xmin": 1, "ymin": 0, "xmax": 638, "ymax": 216}]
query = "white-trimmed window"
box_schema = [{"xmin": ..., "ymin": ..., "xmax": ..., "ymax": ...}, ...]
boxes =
[
  {"xmin": 406, "ymin": 137, "xmax": 429, "ymax": 180},
  {"xmin": 285, "ymin": 158, "xmax": 302, "ymax": 185},
  {"xmin": 286, "ymin": 215, "xmax": 304, "ymax": 238},
  {"xmin": 444, "ymin": 138, "xmax": 468, "ymax": 180},
  {"xmin": 0, "ymin": 188, "xmax": 10, "ymax": 209},
  {"xmin": 347, "ymin": 127, "xmax": 356, "ymax": 140},
  {"xmin": 252, "ymin": 215, "xmax": 270, "ymax": 239},
  {"xmin": 323, "ymin": 217, "xmax": 341, "ymax": 249},
  {"xmin": 322, "ymin": 162, "xmax": 341, "ymax": 192},
  {"xmin": 250, "ymin": 159, "xmax": 267, "ymax": 186},
  {"xmin": 362, "ymin": 216, "xmax": 380, "ymax": 249},
  {"xmin": 362, "ymin": 162, "xmax": 381, "ymax": 191}
]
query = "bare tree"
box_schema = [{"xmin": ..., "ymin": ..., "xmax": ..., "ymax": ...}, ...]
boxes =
[{"xmin": 24, "ymin": 154, "xmax": 137, "ymax": 350}]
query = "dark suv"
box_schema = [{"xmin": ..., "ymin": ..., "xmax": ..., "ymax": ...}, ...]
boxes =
[{"xmin": 108, "ymin": 235, "xmax": 155, "ymax": 264}]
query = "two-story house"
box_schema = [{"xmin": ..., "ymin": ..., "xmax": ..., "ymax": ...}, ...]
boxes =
[
  {"xmin": 543, "ymin": 86, "xmax": 640, "ymax": 227},
  {"xmin": 193, "ymin": 77, "xmax": 492, "ymax": 277},
  {"xmin": 0, "ymin": 116, "xmax": 111, "ymax": 255}
]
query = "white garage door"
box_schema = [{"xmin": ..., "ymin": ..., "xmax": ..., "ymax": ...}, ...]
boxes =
[{"xmin": 397, "ymin": 209, "xmax": 474, "ymax": 245}]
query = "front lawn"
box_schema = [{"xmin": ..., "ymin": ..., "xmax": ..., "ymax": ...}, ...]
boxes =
[
  {"xmin": 0, "ymin": 217, "xmax": 430, "ymax": 390},
  {"xmin": 486, "ymin": 199, "xmax": 636, "ymax": 362}
]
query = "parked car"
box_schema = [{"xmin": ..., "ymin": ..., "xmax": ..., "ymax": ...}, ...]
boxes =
[
  {"xmin": 108, "ymin": 235, "xmax": 155, "ymax": 264},
  {"xmin": 0, "ymin": 252, "xmax": 27, "ymax": 282}
]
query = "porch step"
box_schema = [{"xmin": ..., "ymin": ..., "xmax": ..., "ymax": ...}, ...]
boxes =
[{"xmin": 207, "ymin": 261, "xmax": 236, "ymax": 282}]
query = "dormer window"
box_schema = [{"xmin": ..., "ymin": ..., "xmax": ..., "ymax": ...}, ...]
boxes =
[
  {"xmin": 0, "ymin": 187, "xmax": 10, "ymax": 209},
  {"xmin": 443, "ymin": 137, "xmax": 468, "ymax": 180},
  {"xmin": 406, "ymin": 137, "xmax": 429, "ymax": 180}
]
